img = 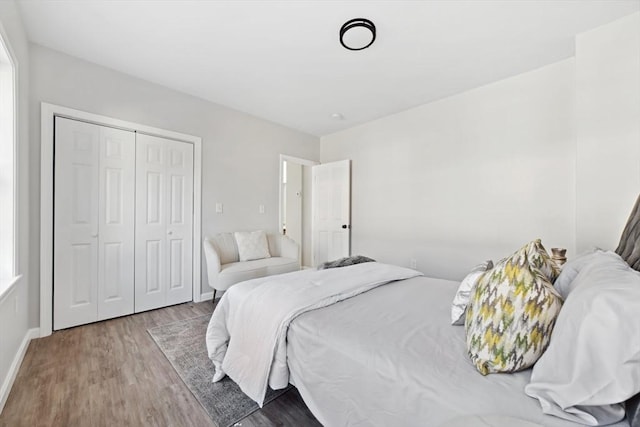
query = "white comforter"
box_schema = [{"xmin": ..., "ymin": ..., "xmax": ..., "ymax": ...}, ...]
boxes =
[
  {"xmin": 205, "ymin": 262, "xmax": 422, "ymax": 406},
  {"xmin": 286, "ymin": 276, "xmax": 630, "ymax": 427}
]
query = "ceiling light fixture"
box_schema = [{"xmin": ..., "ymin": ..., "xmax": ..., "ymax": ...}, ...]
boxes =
[{"xmin": 339, "ymin": 18, "xmax": 376, "ymax": 51}]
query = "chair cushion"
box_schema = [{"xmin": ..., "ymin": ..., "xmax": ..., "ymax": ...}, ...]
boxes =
[{"xmin": 217, "ymin": 257, "xmax": 299, "ymax": 290}]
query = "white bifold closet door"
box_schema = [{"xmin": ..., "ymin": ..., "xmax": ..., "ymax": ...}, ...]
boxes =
[
  {"xmin": 135, "ymin": 134, "xmax": 194, "ymax": 312},
  {"xmin": 53, "ymin": 117, "xmax": 135, "ymax": 330}
]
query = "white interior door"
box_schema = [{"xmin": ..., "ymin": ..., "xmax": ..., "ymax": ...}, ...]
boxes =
[
  {"xmin": 135, "ymin": 134, "xmax": 194, "ymax": 312},
  {"xmin": 312, "ymin": 159, "xmax": 351, "ymax": 265},
  {"xmin": 54, "ymin": 117, "xmax": 135, "ymax": 330}
]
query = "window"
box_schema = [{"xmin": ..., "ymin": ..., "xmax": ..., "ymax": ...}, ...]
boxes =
[{"xmin": 0, "ymin": 30, "xmax": 16, "ymax": 288}]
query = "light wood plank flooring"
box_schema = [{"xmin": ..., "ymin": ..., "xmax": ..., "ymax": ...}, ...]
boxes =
[{"xmin": 0, "ymin": 301, "xmax": 321, "ymax": 427}]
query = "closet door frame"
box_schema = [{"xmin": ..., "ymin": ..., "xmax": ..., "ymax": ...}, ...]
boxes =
[{"xmin": 40, "ymin": 103, "xmax": 204, "ymax": 337}]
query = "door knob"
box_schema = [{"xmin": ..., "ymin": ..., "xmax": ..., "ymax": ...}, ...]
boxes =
[
  {"xmin": 341, "ymin": 224, "xmax": 349, "ymax": 229},
  {"xmin": 167, "ymin": 231, "xmax": 173, "ymax": 235}
]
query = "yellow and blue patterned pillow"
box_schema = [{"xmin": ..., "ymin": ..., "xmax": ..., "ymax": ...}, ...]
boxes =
[{"xmin": 465, "ymin": 239, "xmax": 563, "ymax": 375}]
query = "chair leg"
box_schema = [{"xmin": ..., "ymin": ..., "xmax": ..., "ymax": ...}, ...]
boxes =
[{"xmin": 212, "ymin": 289, "xmax": 217, "ymax": 304}]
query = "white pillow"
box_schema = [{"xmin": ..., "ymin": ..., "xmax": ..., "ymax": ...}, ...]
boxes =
[
  {"xmin": 234, "ymin": 231, "xmax": 271, "ymax": 262},
  {"xmin": 450, "ymin": 260, "xmax": 493, "ymax": 325},
  {"xmin": 525, "ymin": 251, "xmax": 640, "ymax": 426},
  {"xmin": 553, "ymin": 247, "xmax": 603, "ymax": 299}
]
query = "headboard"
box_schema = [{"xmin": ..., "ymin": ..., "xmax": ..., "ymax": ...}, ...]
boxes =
[
  {"xmin": 613, "ymin": 194, "xmax": 640, "ymax": 426},
  {"xmin": 616, "ymin": 194, "xmax": 640, "ymax": 271}
]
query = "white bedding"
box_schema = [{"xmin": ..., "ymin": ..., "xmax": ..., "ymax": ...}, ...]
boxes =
[
  {"xmin": 286, "ymin": 276, "xmax": 630, "ymax": 427},
  {"xmin": 205, "ymin": 262, "xmax": 422, "ymax": 406}
]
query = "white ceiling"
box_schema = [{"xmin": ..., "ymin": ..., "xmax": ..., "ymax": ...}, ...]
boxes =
[{"xmin": 17, "ymin": 0, "xmax": 640, "ymax": 137}]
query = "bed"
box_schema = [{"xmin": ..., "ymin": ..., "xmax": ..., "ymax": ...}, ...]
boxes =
[
  {"xmin": 287, "ymin": 275, "xmax": 598, "ymax": 427},
  {"xmin": 206, "ymin": 197, "xmax": 640, "ymax": 427}
]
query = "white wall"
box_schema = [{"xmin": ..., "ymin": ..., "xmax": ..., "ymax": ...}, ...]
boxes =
[
  {"xmin": 0, "ymin": 278, "xmax": 29, "ymax": 412},
  {"xmin": 321, "ymin": 12, "xmax": 640, "ymax": 280},
  {"xmin": 0, "ymin": 0, "xmax": 32, "ymax": 413},
  {"xmin": 576, "ymin": 12, "xmax": 640, "ymax": 252},
  {"xmin": 29, "ymin": 45, "xmax": 319, "ymax": 325},
  {"xmin": 321, "ymin": 59, "xmax": 576, "ymax": 280}
]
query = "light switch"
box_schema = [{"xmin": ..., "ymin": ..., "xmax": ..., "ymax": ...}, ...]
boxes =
[
  {"xmin": 215, "ymin": 203, "xmax": 223, "ymax": 213},
  {"xmin": 259, "ymin": 204, "xmax": 265, "ymax": 214}
]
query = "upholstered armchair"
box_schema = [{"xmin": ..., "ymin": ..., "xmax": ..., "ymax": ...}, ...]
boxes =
[{"xmin": 203, "ymin": 232, "xmax": 300, "ymax": 300}]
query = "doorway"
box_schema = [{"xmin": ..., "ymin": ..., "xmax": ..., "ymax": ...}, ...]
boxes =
[{"xmin": 279, "ymin": 155, "xmax": 318, "ymax": 268}]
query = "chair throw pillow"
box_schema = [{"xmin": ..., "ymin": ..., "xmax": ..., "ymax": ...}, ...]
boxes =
[
  {"xmin": 234, "ymin": 231, "xmax": 272, "ymax": 262},
  {"xmin": 451, "ymin": 260, "xmax": 494, "ymax": 325},
  {"xmin": 465, "ymin": 239, "xmax": 563, "ymax": 375}
]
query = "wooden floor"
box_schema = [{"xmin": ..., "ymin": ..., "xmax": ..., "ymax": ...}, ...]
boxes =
[{"xmin": 0, "ymin": 301, "xmax": 321, "ymax": 427}]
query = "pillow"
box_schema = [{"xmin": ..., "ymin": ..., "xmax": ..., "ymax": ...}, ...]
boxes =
[
  {"xmin": 234, "ymin": 231, "xmax": 271, "ymax": 262},
  {"xmin": 465, "ymin": 239, "xmax": 563, "ymax": 375},
  {"xmin": 525, "ymin": 251, "xmax": 640, "ymax": 426},
  {"xmin": 526, "ymin": 239, "xmax": 562, "ymax": 283},
  {"xmin": 552, "ymin": 248, "xmax": 603, "ymax": 299},
  {"xmin": 450, "ymin": 260, "xmax": 493, "ymax": 325},
  {"xmin": 317, "ymin": 255, "xmax": 375, "ymax": 270}
]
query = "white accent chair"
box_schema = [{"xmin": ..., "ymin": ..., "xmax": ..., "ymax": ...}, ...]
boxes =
[{"xmin": 203, "ymin": 232, "xmax": 300, "ymax": 300}]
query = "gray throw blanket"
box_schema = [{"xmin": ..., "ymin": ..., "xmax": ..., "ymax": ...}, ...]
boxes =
[{"xmin": 317, "ymin": 255, "xmax": 376, "ymax": 270}]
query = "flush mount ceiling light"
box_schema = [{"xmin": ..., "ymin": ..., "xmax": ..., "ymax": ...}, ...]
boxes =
[{"xmin": 340, "ymin": 18, "xmax": 376, "ymax": 51}]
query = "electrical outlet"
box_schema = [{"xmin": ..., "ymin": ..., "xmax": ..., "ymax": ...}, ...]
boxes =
[
  {"xmin": 215, "ymin": 202, "xmax": 223, "ymax": 213},
  {"xmin": 410, "ymin": 258, "xmax": 417, "ymax": 269},
  {"xmin": 259, "ymin": 204, "xmax": 265, "ymax": 214}
]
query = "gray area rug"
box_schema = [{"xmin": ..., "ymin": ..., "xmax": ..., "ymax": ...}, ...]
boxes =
[{"xmin": 148, "ymin": 315, "xmax": 291, "ymax": 427}]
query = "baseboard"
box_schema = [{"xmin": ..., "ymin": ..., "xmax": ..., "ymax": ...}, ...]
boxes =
[
  {"xmin": 199, "ymin": 291, "xmax": 214, "ymax": 302},
  {"xmin": 0, "ymin": 327, "xmax": 39, "ymax": 413}
]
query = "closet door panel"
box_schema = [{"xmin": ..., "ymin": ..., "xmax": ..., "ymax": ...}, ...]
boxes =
[
  {"xmin": 54, "ymin": 118, "xmax": 100, "ymax": 330},
  {"xmin": 97, "ymin": 126, "xmax": 135, "ymax": 321},
  {"xmin": 135, "ymin": 135, "xmax": 168, "ymax": 312},
  {"xmin": 165, "ymin": 141, "xmax": 194, "ymax": 305},
  {"xmin": 135, "ymin": 134, "xmax": 194, "ymax": 312}
]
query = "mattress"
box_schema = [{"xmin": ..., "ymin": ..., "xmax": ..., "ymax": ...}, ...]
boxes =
[{"xmin": 286, "ymin": 276, "xmax": 629, "ymax": 427}]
